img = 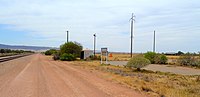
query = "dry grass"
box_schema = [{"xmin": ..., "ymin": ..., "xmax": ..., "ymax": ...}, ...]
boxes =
[
  {"xmin": 69, "ymin": 61, "xmax": 200, "ymax": 97},
  {"xmin": 96, "ymin": 53, "xmax": 141, "ymax": 61},
  {"xmin": 166, "ymin": 55, "xmax": 180, "ymax": 59}
]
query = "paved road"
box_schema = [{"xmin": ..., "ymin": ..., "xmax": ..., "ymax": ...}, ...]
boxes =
[
  {"xmin": 0, "ymin": 54, "xmax": 144, "ymax": 97},
  {"xmin": 108, "ymin": 61, "xmax": 200, "ymax": 75}
]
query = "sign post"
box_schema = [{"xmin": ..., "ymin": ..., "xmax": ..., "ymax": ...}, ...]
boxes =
[{"xmin": 101, "ymin": 48, "xmax": 108, "ymax": 64}]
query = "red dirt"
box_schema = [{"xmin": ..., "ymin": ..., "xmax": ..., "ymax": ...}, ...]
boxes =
[{"xmin": 0, "ymin": 54, "xmax": 144, "ymax": 97}]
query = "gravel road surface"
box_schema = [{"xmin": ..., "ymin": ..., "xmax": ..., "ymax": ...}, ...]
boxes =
[
  {"xmin": 108, "ymin": 61, "xmax": 200, "ymax": 75},
  {"xmin": 0, "ymin": 54, "xmax": 144, "ymax": 97}
]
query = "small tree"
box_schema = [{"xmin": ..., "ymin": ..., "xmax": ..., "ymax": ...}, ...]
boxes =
[
  {"xmin": 126, "ymin": 56, "xmax": 150, "ymax": 71},
  {"xmin": 60, "ymin": 42, "xmax": 83, "ymax": 58}
]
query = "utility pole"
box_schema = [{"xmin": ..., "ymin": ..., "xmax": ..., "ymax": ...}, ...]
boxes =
[
  {"xmin": 130, "ymin": 13, "xmax": 135, "ymax": 57},
  {"xmin": 93, "ymin": 33, "xmax": 96, "ymax": 57},
  {"xmin": 66, "ymin": 31, "xmax": 69, "ymax": 43},
  {"xmin": 153, "ymin": 30, "xmax": 156, "ymax": 52}
]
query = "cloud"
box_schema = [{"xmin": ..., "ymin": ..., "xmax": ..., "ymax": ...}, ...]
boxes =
[{"xmin": 0, "ymin": 0, "xmax": 200, "ymax": 52}]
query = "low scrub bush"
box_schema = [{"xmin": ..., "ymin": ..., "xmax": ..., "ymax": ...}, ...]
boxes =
[
  {"xmin": 155, "ymin": 54, "xmax": 168, "ymax": 64},
  {"xmin": 45, "ymin": 49, "xmax": 57, "ymax": 55},
  {"xmin": 144, "ymin": 52, "xmax": 168, "ymax": 64},
  {"xmin": 144, "ymin": 52, "xmax": 156, "ymax": 64},
  {"xmin": 60, "ymin": 53, "xmax": 76, "ymax": 61},
  {"xmin": 178, "ymin": 53, "xmax": 200, "ymax": 67},
  {"xmin": 53, "ymin": 52, "xmax": 60, "ymax": 60},
  {"xmin": 126, "ymin": 56, "xmax": 151, "ymax": 71}
]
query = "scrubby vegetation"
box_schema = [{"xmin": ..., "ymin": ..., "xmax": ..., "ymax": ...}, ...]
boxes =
[
  {"xmin": 70, "ymin": 61, "xmax": 200, "ymax": 97},
  {"xmin": 0, "ymin": 49, "xmax": 34, "ymax": 57},
  {"xmin": 44, "ymin": 49, "xmax": 57, "ymax": 55},
  {"xmin": 144, "ymin": 52, "xmax": 168, "ymax": 64},
  {"xmin": 60, "ymin": 53, "xmax": 76, "ymax": 61},
  {"xmin": 126, "ymin": 56, "xmax": 150, "ymax": 71},
  {"xmin": 0, "ymin": 49, "xmax": 33, "ymax": 54},
  {"xmin": 45, "ymin": 41, "xmax": 83, "ymax": 61},
  {"xmin": 155, "ymin": 54, "xmax": 168, "ymax": 64},
  {"xmin": 60, "ymin": 42, "xmax": 82, "ymax": 58},
  {"xmin": 144, "ymin": 52, "xmax": 157, "ymax": 64},
  {"xmin": 178, "ymin": 53, "xmax": 200, "ymax": 67}
]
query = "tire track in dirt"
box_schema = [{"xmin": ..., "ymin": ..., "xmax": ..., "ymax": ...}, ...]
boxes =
[{"xmin": 0, "ymin": 54, "xmax": 144, "ymax": 97}]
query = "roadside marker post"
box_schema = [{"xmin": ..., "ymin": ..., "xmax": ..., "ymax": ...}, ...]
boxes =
[{"xmin": 101, "ymin": 48, "xmax": 108, "ymax": 64}]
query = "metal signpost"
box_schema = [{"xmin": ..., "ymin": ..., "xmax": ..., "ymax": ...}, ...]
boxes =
[{"xmin": 101, "ymin": 48, "xmax": 108, "ymax": 64}]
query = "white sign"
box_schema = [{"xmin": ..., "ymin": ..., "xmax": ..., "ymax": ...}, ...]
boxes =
[
  {"xmin": 101, "ymin": 48, "xmax": 108, "ymax": 64},
  {"xmin": 101, "ymin": 48, "xmax": 107, "ymax": 53}
]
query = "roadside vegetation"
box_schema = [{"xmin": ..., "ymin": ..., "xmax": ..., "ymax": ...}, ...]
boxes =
[
  {"xmin": 44, "ymin": 43, "xmax": 200, "ymax": 96},
  {"xmin": 44, "ymin": 41, "xmax": 83, "ymax": 61},
  {"xmin": 126, "ymin": 56, "xmax": 150, "ymax": 71},
  {"xmin": 144, "ymin": 52, "xmax": 168, "ymax": 64},
  {"xmin": 44, "ymin": 49, "xmax": 57, "ymax": 55},
  {"xmin": 178, "ymin": 52, "xmax": 200, "ymax": 68},
  {"xmin": 0, "ymin": 49, "xmax": 34, "ymax": 57},
  {"xmin": 69, "ymin": 61, "xmax": 200, "ymax": 97}
]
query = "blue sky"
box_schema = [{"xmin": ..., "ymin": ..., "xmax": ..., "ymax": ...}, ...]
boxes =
[{"xmin": 0, "ymin": 0, "xmax": 200, "ymax": 52}]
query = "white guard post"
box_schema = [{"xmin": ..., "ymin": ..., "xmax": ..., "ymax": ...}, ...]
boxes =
[{"xmin": 101, "ymin": 48, "xmax": 108, "ymax": 64}]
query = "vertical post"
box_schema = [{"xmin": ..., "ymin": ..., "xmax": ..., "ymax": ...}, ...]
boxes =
[
  {"xmin": 153, "ymin": 30, "xmax": 156, "ymax": 52},
  {"xmin": 131, "ymin": 15, "xmax": 133, "ymax": 57},
  {"xmin": 101, "ymin": 49, "xmax": 102, "ymax": 64},
  {"xmin": 67, "ymin": 31, "xmax": 69, "ymax": 43},
  {"xmin": 106, "ymin": 51, "xmax": 108, "ymax": 64},
  {"xmin": 93, "ymin": 34, "xmax": 96, "ymax": 57},
  {"xmin": 130, "ymin": 13, "xmax": 135, "ymax": 58}
]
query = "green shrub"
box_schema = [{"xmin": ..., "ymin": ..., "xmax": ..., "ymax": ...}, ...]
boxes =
[
  {"xmin": 60, "ymin": 42, "xmax": 83, "ymax": 58},
  {"xmin": 144, "ymin": 52, "xmax": 168, "ymax": 64},
  {"xmin": 126, "ymin": 56, "xmax": 151, "ymax": 71},
  {"xmin": 45, "ymin": 49, "xmax": 57, "ymax": 55},
  {"xmin": 45, "ymin": 50, "xmax": 51, "ymax": 55},
  {"xmin": 155, "ymin": 54, "xmax": 168, "ymax": 64},
  {"xmin": 60, "ymin": 53, "xmax": 76, "ymax": 61},
  {"xmin": 178, "ymin": 53, "xmax": 200, "ymax": 67},
  {"xmin": 144, "ymin": 52, "xmax": 157, "ymax": 64}
]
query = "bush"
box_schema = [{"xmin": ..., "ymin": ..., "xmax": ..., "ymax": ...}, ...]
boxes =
[
  {"xmin": 155, "ymin": 54, "xmax": 168, "ymax": 64},
  {"xmin": 126, "ymin": 56, "xmax": 151, "ymax": 71},
  {"xmin": 144, "ymin": 52, "xmax": 157, "ymax": 64},
  {"xmin": 178, "ymin": 53, "xmax": 200, "ymax": 67},
  {"xmin": 53, "ymin": 52, "xmax": 60, "ymax": 60},
  {"xmin": 144, "ymin": 52, "xmax": 168, "ymax": 64},
  {"xmin": 45, "ymin": 49, "xmax": 57, "ymax": 55},
  {"xmin": 60, "ymin": 42, "xmax": 83, "ymax": 58},
  {"xmin": 60, "ymin": 53, "xmax": 76, "ymax": 61}
]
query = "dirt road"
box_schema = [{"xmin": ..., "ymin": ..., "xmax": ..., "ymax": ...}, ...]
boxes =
[{"xmin": 0, "ymin": 54, "xmax": 144, "ymax": 97}]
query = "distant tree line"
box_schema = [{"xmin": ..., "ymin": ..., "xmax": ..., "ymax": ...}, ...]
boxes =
[{"xmin": 0, "ymin": 49, "xmax": 34, "ymax": 54}]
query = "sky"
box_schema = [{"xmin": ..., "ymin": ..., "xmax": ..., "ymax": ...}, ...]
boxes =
[{"xmin": 0, "ymin": 0, "xmax": 200, "ymax": 53}]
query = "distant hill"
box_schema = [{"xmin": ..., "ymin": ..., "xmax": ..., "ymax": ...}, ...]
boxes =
[{"xmin": 0, "ymin": 44, "xmax": 56, "ymax": 51}]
